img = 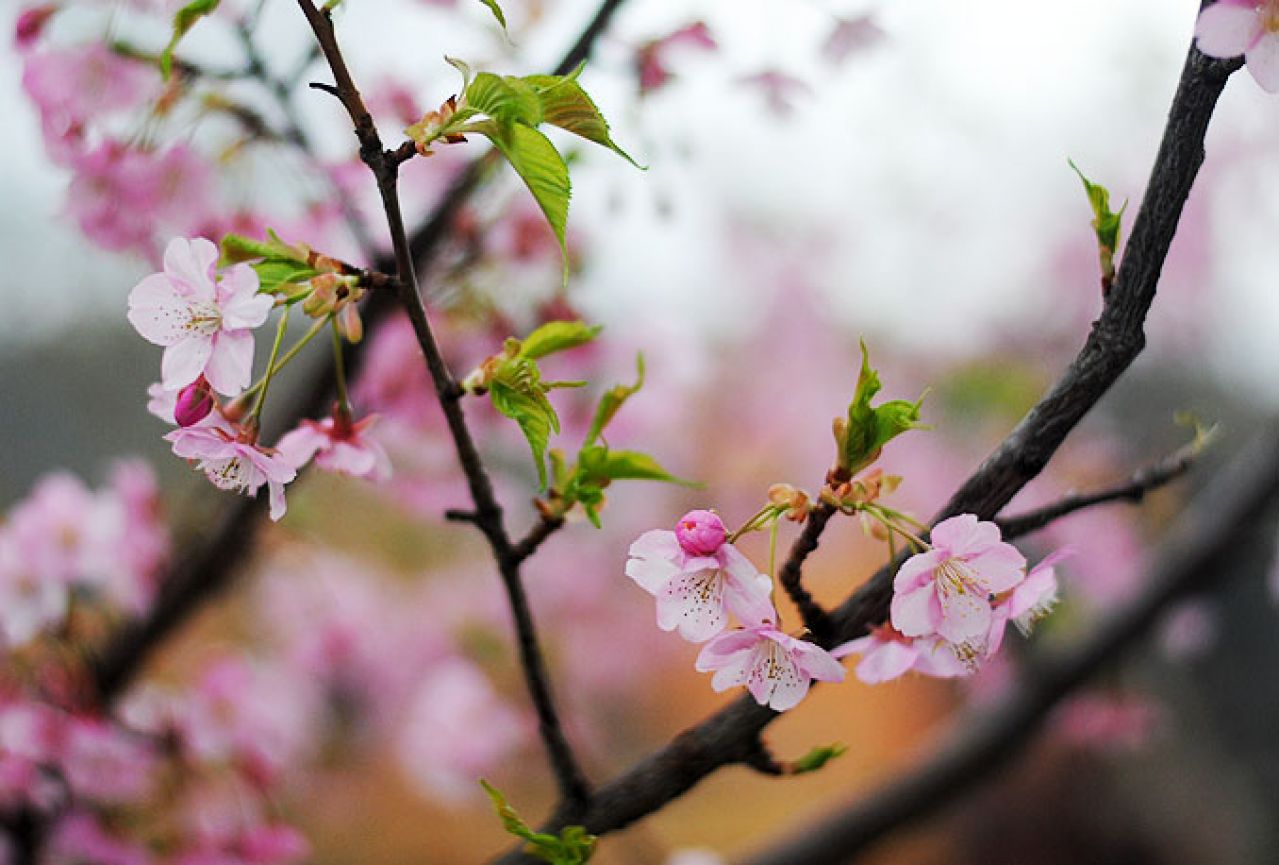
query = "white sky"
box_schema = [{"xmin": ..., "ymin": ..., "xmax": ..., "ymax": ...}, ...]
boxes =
[{"xmin": 3, "ymin": 0, "xmax": 1279, "ymax": 399}]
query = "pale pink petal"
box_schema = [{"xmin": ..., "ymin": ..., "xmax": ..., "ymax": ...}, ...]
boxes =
[
  {"xmin": 929, "ymin": 513, "xmax": 981, "ymax": 552},
  {"xmin": 913, "ymin": 640, "xmax": 968, "ymax": 678},
  {"xmin": 788, "ymin": 639, "xmax": 845, "ymax": 683},
  {"xmin": 626, "ymin": 530, "xmax": 682, "ymax": 594},
  {"xmin": 160, "ymin": 337, "xmax": 212, "ymax": 390},
  {"xmin": 749, "ymin": 650, "xmax": 809, "ymax": 711},
  {"xmin": 1007, "ymin": 566, "xmax": 1057, "ymax": 620},
  {"xmin": 321, "ymin": 442, "xmax": 379, "ymax": 476},
  {"xmin": 709, "ymin": 654, "xmax": 753, "ymax": 692},
  {"xmin": 1246, "ymin": 32, "xmax": 1279, "ymax": 92},
  {"xmin": 204, "ymin": 329, "xmax": 255, "ymax": 396},
  {"xmin": 855, "ymin": 640, "xmax": 918, "ymax": 684},
  {"xmin": 163, "ymin": 237, "xmax": 218, "ymax": 299},
  {"xmin": 127, "ymin": 274, "xmax": 188, "ymax": 345},
  {"xmin": 969, "ymin": 543, "xmax": 1027, "ymax": 592},
  {"xmin": 218, "ymin": 266, "xmax": 272, "ymax": 329},
  {"xmin": 657, "ymin": 568, "xmax": 727, "ymax": 642},
  {"xmin": 1195, "ymin": 2, "xmax": 1261, "ymax": 58},
  {"xmin": 893, "ymin": 548, "xmax": 945, "ymax": 592},
  {"xmin": 891, "ymin": 582, "xmax": 940, "ymax": 636},
  {"xmin": 936, "ymin": 588, "xmax": 991, "ymax": 644},
  {"xmin": 275, "ymin": 425, "xmax": 327, "ymax": 470},
  {"xmin": 985, "ymin": 605, "xmax": 1011, "ymax": 656},
  {"xmin": 267, "ymin": 480, "xmax": 287, "ymax": 521},
  {"xmin": 830, "ymin": 636, "xmax": 871, "ymax": 659},
  {"xmin": 695, "ymin": 629, "xmax": 763, "ymax": 668},
  {"xmin": 168, "ymin": 431, "xmax": 236, "ymax": 460}
]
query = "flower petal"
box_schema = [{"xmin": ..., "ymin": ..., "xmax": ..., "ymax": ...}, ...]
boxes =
[
  {"xmin": 893, "ymin": 548, "xmax": 946, "ymax": 592},
  {"xmin": 625, "ymin": 530, "xmax": 682, "ymax": 595},
  {"xmin": 1195, "ymin": 2, "xmax": 1261, "ymax": 59},
  {"xmin": 855, "ymin": 640, "xmax": 918, "ymax": 684},
  {"xmin": 127, "ymin": 274, "xmax": 188, "ymax": 346},
  {"xmin": 204, "ymin": 329, "xmax": 255, "ymax": 396},
  {"xmin": 656, "ymin": 568, "xmax": 727, "ymax": 642},
  {"xmin": 160, "ymin": 337, "xmax": 212, "ymax": 391},
  {"xmin": 891, "ymin": 582, "xmax": 940, "ymax": 637},
  {"xmin": 1246, "ymin": 33, "xmax": 1279, "ymax": 92},
  {"xmin": 163, "ymin": 237, "xmax": 218, "ymax": 299}
]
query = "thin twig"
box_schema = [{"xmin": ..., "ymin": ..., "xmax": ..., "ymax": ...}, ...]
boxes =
[
  {"xmin": 295, "ymin": 0, "xmax": 591, "ymax": 810},
  {"xmin": 776, "ymin": 503, "xmax": 836, "ymax": 638},
  {"xmin": 996, "ymin": 437, "xmax": 1204, "ymax": 539},
  {"xmin": 510, "ymin": 517, "xmax": 566, "ymax": 565},
  {"xmin": 496, "ymin": 40, "xmax": 1241, "ymax": 862},
  {"xmin": 741, "ymin": 431, "xmax": 1279, "ymax": 865}
]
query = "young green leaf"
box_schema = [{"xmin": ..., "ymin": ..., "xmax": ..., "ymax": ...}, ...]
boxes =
[
  {"xmin": 481, "ymin": 780, "xmax": 597, "ymax": 864},
  {"xmin": 523, "ymin": 72, "xmax": 644, "ymax": 168},
  {"xmin": 519, "ymin": 320, "xmax": 602, "ymax": 360},
  {"xmin": 466, "ymin": 73, "xmax": 543, "ymax": 127},
  {"xmin": 790, "ymin": 742, "xmax": 848, "ymax": 775},
  {"xmin": 476, "ymin": 0, "xmax": 508, "ymax": 31},
  {"xmin": 482, "ymin": 122, "xmax": 572, "ymax": 282},
  {"xmin": 839, "ymin": 341, "xmax": 925, "ymax": 474},
  {"xmin": 584, "ymin": 354, "xmax": 644, "ymax": 447},
  {"xmin": 161, "ymin": 0, "xmax": 220, "ymax": 80},
  {"xmin": 580, "ymin": 448, "xmax": 695, "ymax": 485},
  {"xmin": 488, "ymin": 364, "xmax": 560, "ymax": 488},
  {"xmin": 1067, "ymin": 159, "xmax": 1127, "ymax": 290}
]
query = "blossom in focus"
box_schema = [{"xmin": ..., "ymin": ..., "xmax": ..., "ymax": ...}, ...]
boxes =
[
  {"xmin": 890, "ymin": 514, "xmax": 1026, "ymax": 662},
  {"xmin": 128, "ymin": 237, "xmax": 273, "ymax": 396},
  {"xmin": 1195, "ymin": 0, "xmax": 1279, "ymax": 92},
  {"xmin": 626, "ymin": 510, "xmax": 774, "ymax": 642},
  {"xmin": 695, "ymin": 615, "xmax": 845, "ymax": 711},
  {"xmin": 276, "ymin": 413, "xmax": 391, "ymax": 481},
  {"xmin": 832, "ymin": 623, "xmax": 968, "ymax": 685},
  {"xmin": 166, "ymin": 424, "xmax": 296, "ymax": 521}
]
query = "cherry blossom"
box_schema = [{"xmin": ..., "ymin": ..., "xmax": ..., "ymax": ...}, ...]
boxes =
[
  {"xmin": 128, "ymin": 237, "xmax": 273, "ymax": 396},
  {"xmin": 694, "ymin": 616, "xmax": 845, "ymax": 711},
  {"xmin": 276, "ymin": 413, "xmax": 391, "ymax": 481},
  {"xmin": 21, "ymin": 44, "xmax": 156, "ymax": 143},
  {"xmin": 1195, "ymin": 0, "xmax": 1279, "ymax": 92},
  {"xmin": 890, "ymin": 514, "xmax": 1026, "ymax": 662},
  {"xmin": 626, "ymin": 510, "xmax": 774, "ymax": 642},
  {"xmin": 832, "ymin": 623, "xmax": 968, "ymax": 685},
  {"xmin": 166, "ymin": 424, "xmax": 296, "ymax": 521}
]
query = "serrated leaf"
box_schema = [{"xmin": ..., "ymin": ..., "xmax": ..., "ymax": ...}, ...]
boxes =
[
  {"xmin": 476, "ymin": 0, "xmax": 507, "ymax": 31},
  {"xmin": 580, "ymin": 447, "xmax": 695, "ymax": 486},
  {"xmin": 481, "ymin": 781, "xmax": 596, "ymax": 864},
  {"xmin": 584, "ymin": 354, "xmax": 644, "ymax": 446},
  {"xmin": 791, "ymin": 743, "xmax": 848, "ymax": 775},
  {"xmin": 519, "ymin": 320, "xmax": 602, "ymax": 360},
  {"xmin": 840, "ymin": 341, "xmax": 924, "ymax": 474},
  {"xmin": 481, "ymin": 122, "xmax": 571, "ymax": 282},
  {"xmin": 467, "ymin": 73, "xmax": 543, "ymax": 127},
  {"xmin": 489, "ymin": 377, "xmax": 558, "ymax": 488},
  {"xmin": 161, "ymin": 0, "xmax": 220, "ymax": 80},
  {"xmin": 220, "ymin": 230, "xmax": 308, "ymax": 265},
  {"xmin": 523, "ymin": 72, "xmax": 643, "ymax": 168},
  {"xmin": 1068, "ymin": 159, "xmax": 1126, "ymax": 287}
]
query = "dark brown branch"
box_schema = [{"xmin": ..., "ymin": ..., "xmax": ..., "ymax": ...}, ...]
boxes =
[
  {"xmin": 742, "ymin": 431, "xmax": 1279, "ymax": 865},
  {"xmin": 510, "ymin": 516, "xmax": 566, "ymax": 566},
  {"xmin": 996, "ymin": 436, "xmax": 1204, "ymax": 539},
  {"xmin": 296, "ymin": 0, "xmax": 591, "ymax": 810},
  {"xmin": 496, "ymin": 40, "xmax": 1241, "ymax": 862},
  {"xmin": 776, "ymin": 503, "xmax": 836, "ymax": 638}
]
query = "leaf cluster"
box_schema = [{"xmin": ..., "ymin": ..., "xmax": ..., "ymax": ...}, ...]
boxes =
[
  {"xmin": 220, "ymin": 231, "xmax": 322, "ymax": 299},
  {"xmin": 481, "ymin": 780, "xmax": 596, "ymax": 864},
  {"xmin": 834, "ymin": 341, "xmax": 925, "ymax": 475}
]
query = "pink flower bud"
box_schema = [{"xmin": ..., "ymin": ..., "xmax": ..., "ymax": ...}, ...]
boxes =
[
  {"xmin": 674, "ymin": 509, "xmax": 726, "ymax": 556},
  {"xmin": 15, "ymin": 5, "xmax": 57, "ymax": 50},
  {"xmin": 174, "ymin": 376, "xmax": 215, "ymax": 427}
]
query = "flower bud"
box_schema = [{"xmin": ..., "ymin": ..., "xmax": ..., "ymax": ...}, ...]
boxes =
[
  {"xmin": 174, "ymin": 376, "xmax": 215, "ymax": 427},
  {"xmin": 15, "ymin": 5, "xmax": 57, "ymax": 50},
  {"xmin": 675, "ymin": 509, "xmax": 727, "ymax": 556}
]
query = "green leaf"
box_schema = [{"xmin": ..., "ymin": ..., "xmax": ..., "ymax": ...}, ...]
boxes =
[
  {"xmin": 220, "ymin": 230, "xmax": 308, "ymax": 265},
  {"xmin": 482, "ymin": 122, "xmax": 572, "ymax": 283},
  {"xmin": 481, "ymin": 781, "xmax": 597, "ymax": 864},
  {"xmin": 582, "ymin": 448, "xmax": 696, "ymax": 485},
  {"xmin": 1068, "ymin": 159, "xmax": 1126, "ymax": 287},
  {"xmin": 839, "ymin": 341, "xmax": 925, "ymax": 474},
  {"xmin": 466, "ymin": 73, "xmax": 543, "ymax": 127},
  {"xmin": 519, "ymin": 320, "xmax": 602, "ymax": 360},
  {"xmin": 489, "ymin": 368, "xmax": 559, "ymax": 488},
  {"xmin": 791, "ymin": 743, "xmax": 848, "ymax": 775},
  {"xmin": 161, "ymin": 0, "xmax": 220, "ymax": 80},
  {"xmin": 584, "ymin": 354, "xmax": 644, "ymax": 446},
  {"xmin": 476, "ymin": 0, "xmax": 507, "ymax": 31},
  {"xmin": 523, "ymin": 70, "xmax": 643, "ymax": 168}
]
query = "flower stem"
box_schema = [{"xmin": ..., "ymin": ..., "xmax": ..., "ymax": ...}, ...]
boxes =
[
  {"xmin": 331, "ymin": 316, "xmax": 351, "ymax": 417},
  {"xmin": 240, "ymin": 316, "xmax": 327, "ymax": 401},
  {"xmin": 250, "ymin": 308, "xmax": 290, "ymax": 423}
]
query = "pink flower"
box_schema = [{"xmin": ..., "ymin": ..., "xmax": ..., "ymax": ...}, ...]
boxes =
[
  {"xmin": 14, "ymin": 6, "xmax": 57, "ymax": 50},
  {"xmin": 128, "ymin": 237, "xmax": 273, "ymax": 396},
  {"xmin": 626, "ymin": 511, "xmax": 774, "ymax": 642},
  {"xmin": 635, "ymin": 22, "xmax": 716, "ymax": 95},
  {"xmin": 166, "ymin": 424, "xmax": 296, "ymax": 521},
  {"xmin": 276, "ymin": 413, "xmax": 391, "ymax": 481},
  {"xmin": 832, "ymin": 623, "xmax": 968, "ymax": 684},
  {"xmin": 890, "ymin": 514, "xmax": 1026, "ymax": 661},
  {"xmin": 22, "ymin": 43, "xmax": 156, "ymax": 136},
  {"xmin": 695, "ymin": 619, "xmax": 845, "ymax": 711},
  {"xmin": 59, "ymin": 718, "xmax": 155, "ymax": 804},
  {"xmin": 1196, "ymin": 0, "xmax": 1279, "ymax": 92}
]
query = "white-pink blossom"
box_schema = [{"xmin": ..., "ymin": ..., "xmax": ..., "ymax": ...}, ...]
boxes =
[
  {"xmin": 695, "ymin": 619, "xmax": 845, "ymax": 711},
  {"xmin": 276, "ymin": 414, "xmax": 391, "ymax": 481},
  {"xmin": 128, "ymin": 237, "xmax": 273, "ymax": 396},
  {"xmin": 626, "ymin": 510, "xmax": 774, "ymax": 642},
  {"xmin": 889, "ymin": 514, "xmax": 1026, "ymax": 662},
  {"xmin": 166, "ymin": 424, "xmax": 296, "ymax": 521},
  {"xmin": 832, "ymin": 624, "xmax": 968, "ymax": 685},
  {"xmin": 1196, "ymin": 0, "xmax": 1279, "ymax": 92}
]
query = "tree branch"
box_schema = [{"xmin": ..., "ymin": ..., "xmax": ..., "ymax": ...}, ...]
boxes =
[
  {"xmin": 741, "ymin": 430, "xmax": 1279, "ymax": 865},
  {"xmin": 496, "ymin": 40, "xmax": 1241, "ymax": 862},
  {"xmin": 995, "ymin": 435, "xmax": 1205, "ymax": 539},
  {"xmin": 296, "ymin": 0, "xmax": 590, "ymax": 810}
]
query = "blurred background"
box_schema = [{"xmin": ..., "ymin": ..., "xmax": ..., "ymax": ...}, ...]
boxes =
[{"xmin": 4, "ymin": 0, "xmax": 1279, "ymax": 862}]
